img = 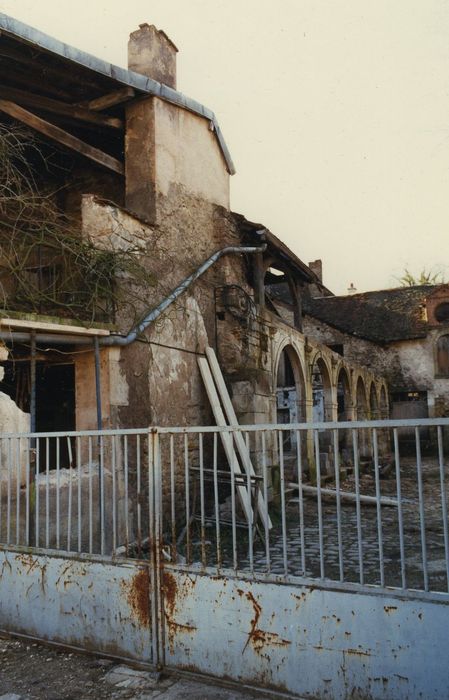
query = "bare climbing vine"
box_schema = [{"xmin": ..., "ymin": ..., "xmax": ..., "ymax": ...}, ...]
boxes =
[{"xmin": 0, "ymin": 123, "xmax": 155, "ymax": 325}]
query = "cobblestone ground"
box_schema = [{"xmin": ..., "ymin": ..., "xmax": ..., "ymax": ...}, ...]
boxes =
[
  {"xmin": 0, "ymin": 635, "xmax": 276, "ymax": 700},
  {"xmin": 203, "ymin": 455, "xmax": 449, "ymax": 593}
]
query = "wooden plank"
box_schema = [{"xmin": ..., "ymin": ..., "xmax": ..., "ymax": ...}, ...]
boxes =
[
  {"xmin": 204, "ymin": 347, "xmax": 272, "ymax": 529},
  {"xmin": 0, "ymin": 85, "xmax": 123, "ymax": 129},
  {"xmin": 83, "ymin": 87, "xmax": 135, "ymax": 112},
  {"xmin": 0, "ymin": 100, "xmax": 124, "ymax": 175},
  {"xmin": 0, "ymin": 318, "xmax": 110, "ymax": 336},
  {"xmin": 197, "ymin": 356, "xmax": 254, "ymax": 525},
  {"xmin": 289, "ymin": 483, "xmax": 399, "ymax": 507}
]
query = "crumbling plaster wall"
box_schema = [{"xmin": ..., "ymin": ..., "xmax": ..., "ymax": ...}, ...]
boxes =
[
  {"xmin": 82, "ymin": 185, "xmax": 248, "ymax": 429},
  {"xmin": 303, "ymin": 315, "xmax": 403, "ymax": 391}
]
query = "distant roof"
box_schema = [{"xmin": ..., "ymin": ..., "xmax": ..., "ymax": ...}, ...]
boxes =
[
  {"xmin": 0, "ymin": 13, "xmax": 235, "ymax": 174},
  {"xmin": 305, "ymin": 285, "xmax": 437, "ymax": 343},
  {"xmin": 234, "ymin": 212, "xmax": 332, "ymax": 288}
]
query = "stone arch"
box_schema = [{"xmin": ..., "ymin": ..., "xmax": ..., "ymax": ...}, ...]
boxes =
[
  {"xmin": 336, "ymin": 365, "xmax": 352, "ymax": 421},
  {"xmin": 355, "ymin": 376, "xmax": 372, "ymax": 457},
  {"xmin": 311, "ymin": 352, "xmax": 333, "ymax": 422},
  {"xmin": 369, "ymin": 381, "xmax": 379, "ymax": 419},
  {"xmin": 275, "ymin": 343, "xmax": 307, "ymax": 456},
  {"xmin": 380, "ymin": 384, "xmax": 388, "ymax": 419},
  {"xmin": 355, "ymin": 376, "xmax": 368, "ymax": 420}
]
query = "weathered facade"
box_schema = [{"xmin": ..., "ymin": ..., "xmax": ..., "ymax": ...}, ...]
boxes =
[
  {"xmin": 302, "ymin": 284, "xmax": 449, "ymax": 425},
  {"xmin": 0, "ymin": 14, "xmax": 389, "ymax": 490}
]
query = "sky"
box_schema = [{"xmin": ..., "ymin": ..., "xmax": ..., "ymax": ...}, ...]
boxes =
[{"xmin": 1, "ymin": 0, "xmax": 448, "ymax": 294}]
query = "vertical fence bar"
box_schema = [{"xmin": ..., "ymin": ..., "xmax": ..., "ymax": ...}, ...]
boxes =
[
  {"xmin": 170, "ymin": 434, "xmax": 176, "ymax": 560},
  {"xmin": 415, "ymin": 427, "xmax": 428, "ymax": 591},
  {"xmin": 393, "ymin": 429, "xmax": 406, "ymax": 589},
  {"xmin": 88, "ymin": 436, "xmax": 93, "ymax": 555},
  {"xmin": 35, "ymin": 438, "xmax": 40, "ymax": 548},
  {"xmin": 67, "ymin": 437, "xmax": 73, "ymax": 551},
  {"xmin": 296, "ymin": 430, "xmax": 306, "ymax": 576},
  {"xmin": 77, "ymin": 436, "xmax": 82, "ymax": 553},
  {"xmin": 213, "ymin": 432, "xmax": 221, "ymax": 573},
  {"xmin": 15, "ymin": 438, "xmax": 20, "ymax": 545},
  {"xmin": 0, "ymin": 442, "xmax": 2, "ymax": 542},
  {"xmin": 278, "ymin": 429, "xmax": 288, "ymax": 576},
  {"xmin": 124, "ymin": 435, "xmax": 129, "ymax": 556},
  {"xmin": 25, "ymin": 438, "xmax": 30, "ymax": 546},
  {"xmin": 148, "ymin": 430, "xmax": 158, "ymax": 668},
  {"xmin": 261, "ymin": 430, "xmax": 271, "ymax": 574},
  {"xmin": 45, "ymin": 437, "xmax": 49, "ymax": 549},
  {"xmin": 112, "ymin": 434, "xmax": 117, "ymax": 554},
  {"xmin": 332, "ymin": 429, "xmax": 344, "ymax": 582},
  {"xmin": 246, "ymin": 431, "xmax": 254, "ymax": 576},
  {"xmin": 6, "ymin": 439, "xmax": 11, "ymax": 545},
  {"xmin": 352, "ymin": 429, "xmax": 364, "ymax": 585},
  {"xmin": 437, "ymin": 426, "xmax": 449, "ymax": 592},
  {"xmin": 56, "ymin": 437, "xmax": 60, "ymax": 550},
  {"xmin": 230, "ymin": 446, "xmax": 238, "ymax": 572},
  {"xmin": 199, "ymin": 432, "xmax": 206, "ymax": 568},
  {"xmin": 100, "ymin": 435, "xmax": 105, "ymax": 556},
  {"xmin": 136, "ymin": 434, "xmax": 142, "ymax": 558},
  {"xmin": 314, "ymin": 429, "xmax": 325, "ymax": 579},
  {"xmin": 184, "ymin": 434, "xmax": 191, "ymax": 565},
  {"xmin": 372, "ymin": 429, "xmax": 384, "ymax": 587},
  {"xmin": 153, "ymin": 430, "xmax": 165, "ymax": 668}
]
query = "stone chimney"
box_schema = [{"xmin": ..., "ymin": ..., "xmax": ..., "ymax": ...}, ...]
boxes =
[
  {"xmin": 128, "ymin": 23, "xmax": 178, "ymax": 88},
  {"xmin": 347, "ymin": 282, "xmax": 357, "ymax": 295},
  {"xmin": 308, "ymin": 259, "xmax": 323, "ymax": 283}
]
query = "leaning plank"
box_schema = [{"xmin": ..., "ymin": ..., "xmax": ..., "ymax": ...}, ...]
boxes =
[
  {"xmin": 204, "ymin": 347, "xmax": 272, "ymax": 529},
  {"xmin": 0, "ymin": 100, "xmax": 124, "ymax": 175},
  {"xmin": 289, "ymin": 483, "xmax": 399, "ymax": 507},
  {"xmin": 198, "ymin": 356, "xmax": 254, "ymax": 525},
  {"xmin": 0, "ymin": 85, "xmax": 123, "ymax": 129},
  {"xmin": 84, "ymin": 87, "xmax": 136, "ymax": 111}
]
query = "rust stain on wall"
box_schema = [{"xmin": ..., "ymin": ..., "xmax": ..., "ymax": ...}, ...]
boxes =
[
  {"xmin": 124, "ymin": 568, "xmax": 150, "ymax": 627},
  {"xmin": 163, "ymin": 571, "xmax": 197, "ymax": 654},
  {"xmin": 240, "ymin": 588, "xmax": 290, "ymax": 655}
]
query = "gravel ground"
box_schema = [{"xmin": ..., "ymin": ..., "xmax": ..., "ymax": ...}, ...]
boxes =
[{"xmin": 0, "ymin": 634, "xmax": 276, "ymax": 700}]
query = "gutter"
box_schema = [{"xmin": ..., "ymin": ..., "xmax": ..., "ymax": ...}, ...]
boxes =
[{"xmin": 0, "ymin": 244, "xmax": 266, "ymax": 347}]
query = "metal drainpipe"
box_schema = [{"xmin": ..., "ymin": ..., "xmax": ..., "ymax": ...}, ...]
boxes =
[
  {"xmin": 0, "ymin": 244, "xmax": 267, "ymax": 349},
  {"xmin": 100, "ymin": 244, "xmax": 267, "ymax": 346}
]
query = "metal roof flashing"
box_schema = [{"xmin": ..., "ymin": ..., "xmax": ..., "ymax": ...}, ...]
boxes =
[{"xmin": 0, "ymin": 13, "xmax": 235, "ymax": 174}]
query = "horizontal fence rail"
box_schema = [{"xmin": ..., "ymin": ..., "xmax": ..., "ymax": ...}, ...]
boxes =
[{"xmin": 0, "ymin": 419, "xmax": 449, "ymax": 596}]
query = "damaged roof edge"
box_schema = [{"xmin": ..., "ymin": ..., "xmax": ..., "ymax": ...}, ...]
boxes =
[{"xmin": 0, "ymin": 13, "xmax": 236, "ymax": 175}]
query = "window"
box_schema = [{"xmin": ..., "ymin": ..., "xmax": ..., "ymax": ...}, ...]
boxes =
[{"xmin": 435, "ymin": 303, "xmax": 449, "ymax": 323}]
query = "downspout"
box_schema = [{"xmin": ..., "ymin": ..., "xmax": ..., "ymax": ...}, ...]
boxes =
[{"xmin": 100, "ymin": 244, "xmax": 266, "ymax": 346}]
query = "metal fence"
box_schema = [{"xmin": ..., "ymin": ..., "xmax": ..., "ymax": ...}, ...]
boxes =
[{"xmin": 1, "ymin": 418, "xmax": 449, "ymax": 596}]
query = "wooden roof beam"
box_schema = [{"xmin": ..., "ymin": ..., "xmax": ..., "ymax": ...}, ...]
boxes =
[
  {"xmin": 0, "ymin": 84, "xmax": 123, "ymax": 129},
  {"xmin": 0, "ymin": 99, "xmax": 124, "ymax": 174},
  {"xmin": 83, "ymin": 87, "xmax": 136, "ymax": 111}
]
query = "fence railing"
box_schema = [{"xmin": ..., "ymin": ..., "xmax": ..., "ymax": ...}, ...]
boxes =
[{"xmin": 0, "ymin": 418, "xmax": 449, "ymax": 595}]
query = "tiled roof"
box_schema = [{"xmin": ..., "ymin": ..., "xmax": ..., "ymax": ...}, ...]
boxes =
[{"xmin": 304, "ymin": 285, "xmax": 437, "ymax": 343}]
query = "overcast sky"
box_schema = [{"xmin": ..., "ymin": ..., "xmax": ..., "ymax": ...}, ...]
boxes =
[{"xmin": 1, "ymin": 0, "xmax": 448, "ymax": 294}]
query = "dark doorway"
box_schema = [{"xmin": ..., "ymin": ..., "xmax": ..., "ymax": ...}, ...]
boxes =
[{"xmin": 2, "ymin": 351, "xmax": 76, "ymax": 468}]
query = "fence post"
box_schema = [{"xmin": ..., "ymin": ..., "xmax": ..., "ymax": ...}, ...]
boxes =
[{"xmin": 148, "ymin": 427, "xmax": 164, "ymax": 670}]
